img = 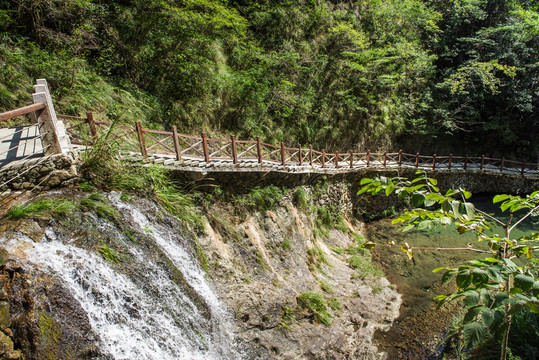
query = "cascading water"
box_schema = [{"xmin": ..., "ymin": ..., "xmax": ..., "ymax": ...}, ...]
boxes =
[{"xmin": 3, "ymin": 193, "xmax": 241, "ymax": 360}]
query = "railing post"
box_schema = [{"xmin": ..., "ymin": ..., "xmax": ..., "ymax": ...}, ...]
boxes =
[
  {"xmin": 383, "ymin": 151, "xmax": 387, "ymax": 168},
  {"xmin": 86, "ymin": 111, "xmax": 97, "ymax": 138},
  {"xmin": 309, "ymin": 145, "xmax": 313, "ymax": 166},
  {"xmin": 500, "ymin": 157, "xmax": 504, "ymax": 173},
  {"xmin": 464, "ymin": 155, "xmax": 468, "ymax": 170},
  {"xmin": 366, "ymin": 150, "xmax": 370, "ymax": 167},
  {"xmin": 231, "ymin": 135, "xmax": 238, "ymax": 164},
  {"xmin": 298, "ymin": 144, "xmax": 303, "ymax": 166},
  {"xmin": 432, "ymin": 154, "xmax": 437, "ymax": 171},
  {"xmin": 322, "ymin": 149, "xmax": 326, "ymax": 168},
  {"xmin": 521, "ymin": 162, "xmax": 525, "ymax": 176},
  {"xmin": 335, "ymin": 152, "xmax": 339, "ymax": 168},
  {"xmin": 201, "ymin": 132, "xmax": 210, "ymax": 163},
  {"xmin": 350, "ymin": 151, "xmax": 353, "ymax": 169},
  {"xmin": 415, "ymin": 153, "xmax": 419, "ymax": 168},
  {"xmin": 448, "ymin": 154, "xmax": 452, "ymax": 170},
  {"xmin": 480, "ymin": 155, "xmax": 485, "ymax": 171},
  {"xmin": 32, "ymin": 80, "xmax": 65, "ymax": 155},
  {"xmin": 398, "ymin": 150, "xmax": 402, "ymax": 167},
  {"xmin": 135, "ymin": 121, "xmax": 147, "ymax": 158},
  {"xmin": 172, "ymin": 126, "xmax": 182, "ymax": 161},
  {"xmin": 281, "ymin": 142, "xmax": 286, "ymax": 166},
  {"xmin": 256, "ymin": 136, "xmax": 262, "ymax": 164}
]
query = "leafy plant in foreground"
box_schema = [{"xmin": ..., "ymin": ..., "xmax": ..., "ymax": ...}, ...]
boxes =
[{"xmin": 358, "ymin": 172, "xmax": 539, "ymax": 359}]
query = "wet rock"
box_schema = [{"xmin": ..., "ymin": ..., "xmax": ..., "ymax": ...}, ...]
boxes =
[
  {"xmin": 0, "ymin": 302, "xmax": 10, "ymax": 331},
  {"xmin": 2, "ymin": 350, "xmax": 22, "ymax": 359},
  {"xmin": 0, "ymin": 331, "xmax": 13, "ymax": 354}
]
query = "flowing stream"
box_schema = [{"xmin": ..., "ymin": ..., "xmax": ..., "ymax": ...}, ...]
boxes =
[{"xmin": 4, "ymin": 193, "xmax": 241, "ymax": 360}]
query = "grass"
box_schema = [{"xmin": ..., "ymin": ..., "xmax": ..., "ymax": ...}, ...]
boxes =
[
  {"xmin": 307, "ymin": 247, "xmax": 330, "ymax": 273},
  {"xmin": 294, "ymin": 187, "xmax": 309, "ymax": 211},
  {"xmin": 347, "ymin": 255, "xmax": 383, "ymax": 280},
  {"xmin": 282, "ymin": 237, "xmax": 291, "ymax": 251},
  {"xmin": 297, "ymin": 292, "xmax": 332, "ymax": 326},
  {"xmin": 98, "ymin": 244, "xmax": 121, "ymax": 263},
  {"xmin": 80, "ymin": 194, "xmax": 120, "ymax": 221},
  {"xmin": 235, "ymin": 185, "xmax": 287, "ymax": 212},
  {"xmin": 8, "ymin": 199, "xmax": 77, "ymax": 219},
  {"xmin": 318, "ymin": 280, "xmax": 333, "ymax": 294}
]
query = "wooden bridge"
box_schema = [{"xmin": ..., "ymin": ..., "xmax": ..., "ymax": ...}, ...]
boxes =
[{"xmin": 1, "ymin": 80, "xmax": 538, "ymax": 184}]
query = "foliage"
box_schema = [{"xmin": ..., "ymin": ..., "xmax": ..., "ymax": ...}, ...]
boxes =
[
  {"xmin": 296, "ymin": 291, "xmax": 332, "ymax": 326},
  {"xmin": 98, "ymin": 244, "xmax": 121, "ymax": 264},
  {"xmin": 358, "ymin": 171, "xmax": 539, "ymax": 359},
  {"xmin": 79, "ymin": 123, "xmax": 203, "ymax": 229},
  {"xmin": 234, "ymin": 185, "xmax": 286, "ymax": 212},
  {"xmin": 8, "ymin": 198, "xmax": 77, "ymax": 219}
]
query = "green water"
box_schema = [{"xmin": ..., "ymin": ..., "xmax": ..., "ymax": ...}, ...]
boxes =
[{"xmin": 367, "ymin": 195, "xmax": 538, "ymax": 359}]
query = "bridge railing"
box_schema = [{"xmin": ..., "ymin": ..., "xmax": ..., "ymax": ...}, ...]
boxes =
[{"xmin": 128, "ymin": 124, "xmax": 538, "ymax": 176}]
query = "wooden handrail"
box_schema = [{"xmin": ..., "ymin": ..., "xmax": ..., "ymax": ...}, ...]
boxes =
[{"xmin": 0, "ymin": 103, "xmax": 46, "ymax": 122}]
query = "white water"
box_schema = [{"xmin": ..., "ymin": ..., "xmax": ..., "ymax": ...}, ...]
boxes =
[{"xmin": 4, "ymin": 195, "xmax": 241, "ymax": 360}]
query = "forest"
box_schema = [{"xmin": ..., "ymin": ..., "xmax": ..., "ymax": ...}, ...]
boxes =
[{"xmin": 0, "ymin": 0, "xmax": 537, "ymax": 160}]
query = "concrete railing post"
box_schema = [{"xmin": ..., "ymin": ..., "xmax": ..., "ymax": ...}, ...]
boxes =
[{"xmin": 32, "ymin": 79, "xmax": 66, "ymax": 155}]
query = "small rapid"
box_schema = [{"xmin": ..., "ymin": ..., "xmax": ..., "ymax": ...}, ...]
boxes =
[{"xmin": 4, "ymin": 193, "xmax": 241, "ymax": 360}]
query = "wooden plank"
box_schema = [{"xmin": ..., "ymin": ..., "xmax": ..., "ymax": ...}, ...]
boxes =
[
  {"xmin": 0, "ymin": 103, "xmax": 46, "ymax": 122},
  {"xmin": 87, "ymin": 112, "xmax": 97, "ymax": 138},
  {"xmin": 257, "ymin": 137, "xmax": 262, "ymax": 163}
]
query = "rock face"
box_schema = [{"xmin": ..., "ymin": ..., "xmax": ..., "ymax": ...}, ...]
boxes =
[
  {"xmin": 0, "ymin": 185, "xmax": 401, "ymax": 359},
  {"xmin": 199, "ymin": 185, "xmax": 401, "ymax": 359}
]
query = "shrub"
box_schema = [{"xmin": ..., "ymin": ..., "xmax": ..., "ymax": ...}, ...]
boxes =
[{"xmin": 297, "ymin": 292, "xmax": 332, "ymax": 326}]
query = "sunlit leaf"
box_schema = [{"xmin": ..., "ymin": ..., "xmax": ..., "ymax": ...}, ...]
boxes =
[
  {"xmin": 493, "ymin": 194, "xmax": 510, "ymax": 203},
  {"xmin": 362, "ymin": 241, "xmax": 376, "ymax": 249}
]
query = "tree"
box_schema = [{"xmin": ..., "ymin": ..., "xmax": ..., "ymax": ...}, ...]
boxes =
[{"xmin": 358, "ymin": 172, "xmax": 539, "ymax": 359}]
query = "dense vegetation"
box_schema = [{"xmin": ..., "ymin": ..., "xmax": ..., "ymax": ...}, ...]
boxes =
[{"xmin": 0, "ymin": 0, "xmax": 537, "ymax": 160}]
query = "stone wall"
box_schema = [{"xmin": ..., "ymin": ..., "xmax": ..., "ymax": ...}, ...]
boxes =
[{"xmin": 0, "ymin": 153, "xmax": 78, "ymax": 194}]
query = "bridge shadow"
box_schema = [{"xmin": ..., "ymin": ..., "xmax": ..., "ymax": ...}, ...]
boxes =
[{"xmin": 0, "ymin": 126, "xmax": 44, "ymax": 167}]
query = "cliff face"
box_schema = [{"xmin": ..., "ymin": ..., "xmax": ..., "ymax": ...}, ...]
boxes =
[
  {"xmin": 0, "ymin": 184, "xmax": 400, "ymax": 359},
  {"xmin": 198, "ymin": 183, "xmax": 401, "ymax": 359}
]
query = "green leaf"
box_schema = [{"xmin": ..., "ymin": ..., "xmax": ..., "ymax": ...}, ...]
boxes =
[
  {"xmin": 481, "ymin": 309, "xmax": 494, "ymax": 327},
  {"xmin": 472, "ymin": 268, "xmax": 489, "ymax": 287},
  {"xmin": 385, "ymin": 182, "xmax": 395, "ymax": 196},
  {"xmin": 401, "ymin": 224, "xmax": 415, "ymax": 232},
  {"xmin": 464, "ymin": 203, "xmax": 475, "ymax": 218},
  {"xmin": 526, "ymin": 301, "xmax": 539, "ymax": 314},
  {"xmin": 411, "ymin": 193, "xmax": 426, "ymax": 208},
  {"xmin": 463, "ymin": 322, "xmax": 486, "ymax": 348},
  {"xmin": 504, "ymin": 259, "xmax": 518, "ymax": 273},
  {"xmin": 514, "ymin": 274, "xmax": 534, "ymax": 292},
  {"xmin": 432, "ymin": 267, "xmax": 446, "ymax": 273},
  {"xmin": 493, "ymin": 292, "xmax": 509, "ymax": 308},
  {"xmin": 493, "ymin": 194, "xmax": 510, "ymax": 203},
  {"xmin": 442, "ymin": 270, "xmax": 457, "ymax": 285},
  {"xmin": 360, "ymin": 178, "xmax": 373, "ymax": 185},
  {"xmin": 532, "ymin": 281, "xmax": 539, "ymax": 297},
  {"xmin": 440, "ymin": 217, "xmax": 452, "ymax": 225},
  {"xmin": 464, "ymin": 292, "xmax": 480, "ymax": 307},
  {"xmin": 451, "ymin": 200, "xmax": 461, "ymax": 217},
  {"xmin": 428, "ymin": 178, "xmax": 438, "ymax": 186},
  {"xmin": 464, "ymin": 305, "xmax": 485, "ymax": 322},
  {"xmin": 487, "ymin": 266, "xmax": 504, "ymax": 283},
  {"xmin": 457, "ymin": 270, "xmax": 472, "ymax": 289}
]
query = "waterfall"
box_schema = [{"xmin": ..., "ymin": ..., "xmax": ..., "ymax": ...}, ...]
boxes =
[{"xmin": 4, "ymin": 194, "xmax": 241, "ymax": 360}]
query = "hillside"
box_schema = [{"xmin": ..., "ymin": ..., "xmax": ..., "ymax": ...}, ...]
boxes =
[{"xmin": 1, "ymin": 0, "xmax": 537, "ymax": 159}]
